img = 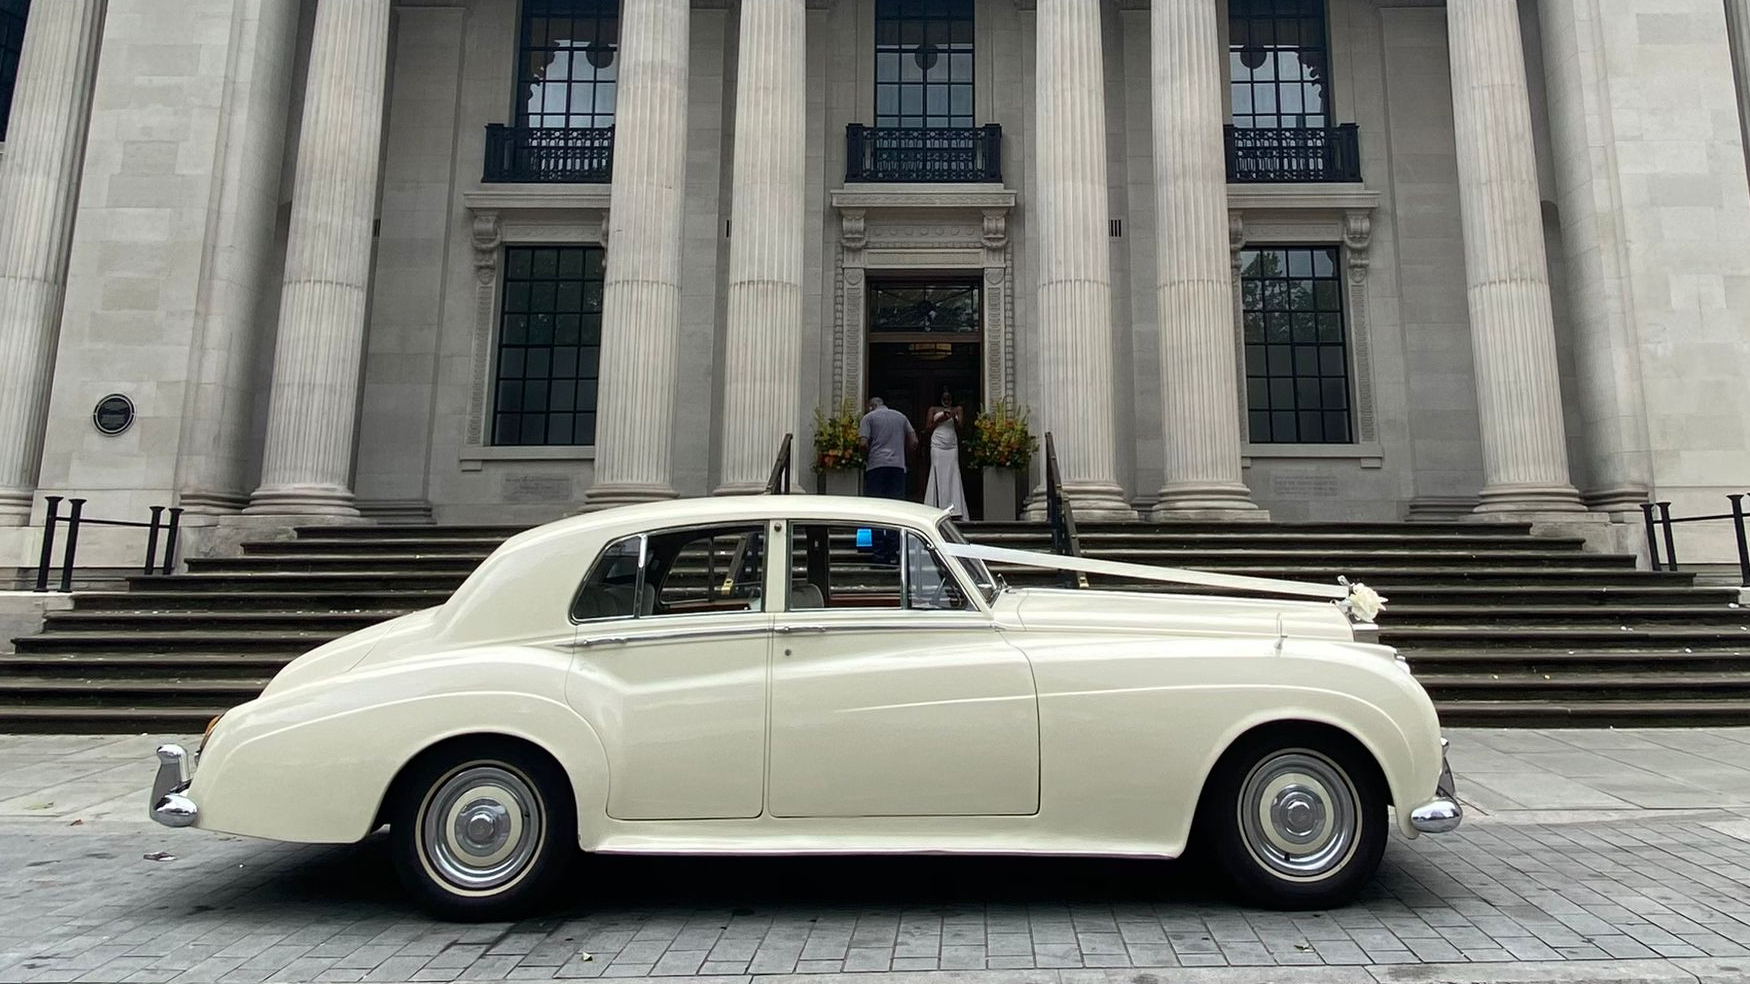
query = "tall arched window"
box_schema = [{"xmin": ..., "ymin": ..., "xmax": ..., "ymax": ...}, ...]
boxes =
[
  {"xmin": 517, "ymin": 0, "xmax": 619, "ymax": 131},
  {"xmin": 0, "ymin": 0, "xmax": 28, "ymax": 143},
  {"xmin": 1228, "ymin": 0, "xmax": 1329, "ymax": 130},
  {"xmin": 875, "ymin": 0, "xmax": 973, "ymax": 129}
]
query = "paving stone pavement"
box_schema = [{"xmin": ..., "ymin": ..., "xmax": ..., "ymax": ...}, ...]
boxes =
[{"xmin": 2, "ymin": 730, "xmax": 1750, "ymax": 983}]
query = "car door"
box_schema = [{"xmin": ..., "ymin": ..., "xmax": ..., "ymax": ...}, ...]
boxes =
[
  {"xmin": 766, "ymin": 521, "xmax": 1039, "ymax": 818},
  {"xmin": 564, "ymin": 522, "xmax": 776, "ymax": 821}
]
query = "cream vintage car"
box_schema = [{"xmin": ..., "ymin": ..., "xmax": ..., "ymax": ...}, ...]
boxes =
[{"xmin": 150, "ymin": 496, "xmax": 1459, "ymax": 918}]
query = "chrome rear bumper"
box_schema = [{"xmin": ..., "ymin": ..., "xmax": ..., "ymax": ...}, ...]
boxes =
[
  {"xmin": 149, "ymin": 744, "xmax": 198, "ymax": 828},
  {"xmin": 1408, "ymin": 739, "xmax": 1462, "ymax": 833}
]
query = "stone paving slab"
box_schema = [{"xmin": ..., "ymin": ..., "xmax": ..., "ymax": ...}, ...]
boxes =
[{"xmin": 3, "ymin": 730, "xmax": 1750, "ymax": 982}]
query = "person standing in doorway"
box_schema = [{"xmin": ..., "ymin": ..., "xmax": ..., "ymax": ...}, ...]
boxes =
[
  {"xmin": 923, "ymin": 388, "xmax": 968, "ymax": 519},
  {"xmin": 858, "ymin": 396, "xmax": 917, "ymax": 564}
]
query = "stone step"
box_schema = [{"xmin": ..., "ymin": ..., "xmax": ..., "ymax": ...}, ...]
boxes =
[
  {"xmin": 13, "ymin": 630, "xmax": 347, "ymax": 655},
  {"xmin": 1386, "ymin": 625, "xmax": 1750, "ymax": 650},
  {"xmin": 1383, "ymin": 605, "xmax": 1750, "ymax": 625},
  {"xmin": 0, "ymin": 676, "xmax": 270, "ymax": 702},
  {"xmin": 0, "ymin": 705, "xmax": 228, "ymax": 734},
  {"xmin": 0, "ymin": 653, "xmax": 293, "ymax": 678},
  {"xmin": 1434, "ymin": 699, "xmax": 1750, "ymax": 727},
  {"xmin": 42, "ymin": 610, "xmax": 398, "ymax": 633},
  {"xmin": 1404, "ymin": 649, "xmax": 1750, "ymax": 673},
  {"xmin": 293, "ymin": 519, "xmax": 1543, "ymax": 539},
  {"xmin": 67, "ymin": 589, "xmax": 453, "ymax": 612}
]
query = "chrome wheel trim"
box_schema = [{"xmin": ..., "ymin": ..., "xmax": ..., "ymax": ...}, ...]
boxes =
[
  {"xmin": 418, "ymin": 764, "xmax": 544, "ymax": 894},
  {"xmin": 1237, "ymin": 749, "xmax": 1360, "ymax": 882}
]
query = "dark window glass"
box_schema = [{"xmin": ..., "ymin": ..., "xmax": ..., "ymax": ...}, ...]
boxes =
[
  {"xmin": 868, "ymin": 282, "xmax": 981, "ymax": 334},
  {"xmin": 518, "ymin": 0, "xmax": 618, "ymax": 131},
  {"xmin": 494, "ymin": 245, "xmax": 604, "ymax": 446},
  {"xmin": 1229, "ymin": 0, "xmax": 1329, "ymax": 130},
  {"xmin": 1240, "ymin": 246, "xmax": 1352, "ymax": 444},
  {"xmin": 0, "ymin": 0, "xmax": 27, "ymax": 143},
  {"xmin": 875, "ymin": 0, "xmax": 973, "ymax": 129}
]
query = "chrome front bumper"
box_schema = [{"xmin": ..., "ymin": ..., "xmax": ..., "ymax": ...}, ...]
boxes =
[
  {"xmin": 149, "ymin": 744, "xmax": 198, "ymax": 828},
  {"xmin": 1408, "ymin": 738, "xmax": 1462, "ymax": 834}
]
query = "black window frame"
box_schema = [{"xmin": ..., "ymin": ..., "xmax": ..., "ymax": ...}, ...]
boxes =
[
  {"xmin": 516, "ymin": 0, "xmax": 620, "ymax": 132},
  {"xmin": 1240, "ymin": 244, "xmax": 1354, "ymax": 445},
  {"xmin": 492, "ymin": 244, "xmax": 605, "ymax": 448},
  {"xmin": 0, "ymin": 0, "xmax": 27, "ymax": 143},
  {"xmin": 1228, "ymin": 0, "xmax": 1331, "ymax": 131},
  {"xmin": 874, "ymin": 0, "xmax": 974, "ymax": 130}
]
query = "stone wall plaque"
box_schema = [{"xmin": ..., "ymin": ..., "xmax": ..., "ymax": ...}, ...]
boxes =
[
  {"xmin": 1270, "ymin": 472, "xmax": 1340, "ymax": 498},
  {"xmin": 92, "ymin": 394, "xmax": 135, "ymax": 436},
  {"xmin": 501, "ymin": 473, "xmax": 576, "ymax": 503}
]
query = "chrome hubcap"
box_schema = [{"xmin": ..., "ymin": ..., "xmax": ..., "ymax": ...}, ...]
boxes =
[
  {"xmin": 1238, "ymin": 749, "xmax": 1359, "ymax": 881},
  {"xmin": 420, "ymin": 765, "xmax": 543, "ymax": 892}
]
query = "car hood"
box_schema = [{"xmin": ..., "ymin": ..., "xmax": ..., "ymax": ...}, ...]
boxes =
[{"xmin": 1002, "ymin": 587, "xmax": 1356, "ymax": 641}]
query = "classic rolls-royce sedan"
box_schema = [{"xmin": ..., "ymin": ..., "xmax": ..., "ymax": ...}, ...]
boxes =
[{"xmin": 150, "ymin": 496, "xmax": 1459, "ymax": 918}]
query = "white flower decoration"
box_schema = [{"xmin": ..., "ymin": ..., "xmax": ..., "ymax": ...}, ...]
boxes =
[{"xmin": 1337, "ymin": 577, "xmax": 1387, "ymax": 622}]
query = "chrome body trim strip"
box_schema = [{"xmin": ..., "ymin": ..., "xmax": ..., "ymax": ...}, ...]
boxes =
[{"xmin": 149, "ymin": 744, "xmax": 198, "ymax": 828}]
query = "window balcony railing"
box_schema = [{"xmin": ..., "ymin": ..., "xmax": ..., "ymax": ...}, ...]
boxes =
[
  {"xmin": 1225, "ymin": 123, "xmax": 1361, "ymax": 184},
  {"xmin": 845, "ymin": 124, "xmax": 1003, "ymax": 183},
  {"xmin": 483, "ymin": 124, "xmax": 614, "ymax": 183}
]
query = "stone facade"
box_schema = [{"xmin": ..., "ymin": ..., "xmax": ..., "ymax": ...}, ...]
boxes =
[{"xmin": 2, "ymin": 0, "xmax": 1750, "ymax": 564}]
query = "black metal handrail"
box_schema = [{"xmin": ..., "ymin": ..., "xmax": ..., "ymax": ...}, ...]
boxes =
[
  {"xmin": 765, "ymin": 433, "xmax": 794, "ymax": 495},
  {"xmin": 483, "ymin": 124, "xmax": 614, "ymax": 183},
  {"xmin": 845, "ymin": 124, "xmax": 1003, "ymax": 183},
  {"xmin": 34, "ymin": 496, "xmax": 184, "ymax": 593},
  {"xmin": 1043, "ymin": 433, "xmax": 1087, "ymax": 589},
  {"xmin": 1225, "ymin": 123, "xmax": 1361, "ymax": 183},
  {"xmin": 1640, "ymin": 495, "xmax": 1750, "ymax": 585}
]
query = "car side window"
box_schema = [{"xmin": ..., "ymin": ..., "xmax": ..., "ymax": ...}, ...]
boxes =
[
  {"xmin": 646, "ymin": 525, "xmax": 766, "ymax": 616},
  {"xmin": 905, "ymin": 533, "xmax": 971, "ymax": 611},
  {"xmin": 571, "ymin": 536, "xmax": 646, "ymax": 622},
  {"xmin": 789, "ymin": 523, "xmax": 903, "ymax": 610}
]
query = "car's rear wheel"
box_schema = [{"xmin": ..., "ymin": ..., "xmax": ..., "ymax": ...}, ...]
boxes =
[
  {"xmin": 1200, "ymin": 731, "xmax": 1386, "ymax": 909},
  {"xmin": 389, "ymin": 739, "xmax": 574, "ymax": 920}
]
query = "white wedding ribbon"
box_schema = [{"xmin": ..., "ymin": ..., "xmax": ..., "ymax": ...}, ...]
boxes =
[{"xmin": 940, "ymin": 542, "xmax": 1348, "ymax": 602}]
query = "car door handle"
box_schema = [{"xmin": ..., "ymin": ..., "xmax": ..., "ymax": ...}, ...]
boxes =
[{"xmin": 775, "ymin": 624, "xmax": 826, "ymax": 634}]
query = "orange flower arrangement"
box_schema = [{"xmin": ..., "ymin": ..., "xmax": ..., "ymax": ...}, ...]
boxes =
[
  {"xmin": 811, "ymin": 400, "xmax": 866, "ymax": 471},
  {"xmin": 967, "ymin": 399, "xmax": 1037, "ymax": 470}
]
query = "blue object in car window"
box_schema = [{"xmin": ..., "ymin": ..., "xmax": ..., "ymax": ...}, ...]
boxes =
[{"xmin": 856, "ymin": 528, "xmax": 873, "ymax": 550}]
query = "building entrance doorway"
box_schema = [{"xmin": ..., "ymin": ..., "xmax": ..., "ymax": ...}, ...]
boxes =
[{"xmin": 864, "ymin": 281, "xmax": 983, "ymax": 516}]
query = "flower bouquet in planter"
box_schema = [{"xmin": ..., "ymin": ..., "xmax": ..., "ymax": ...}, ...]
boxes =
[
  {"xmin": 968, "ymin": 399, "xmax": 1037, "ymax": 521},
  {"xmin": 812, "ymin": 400, "xmax": 865, "ymax": 496}
]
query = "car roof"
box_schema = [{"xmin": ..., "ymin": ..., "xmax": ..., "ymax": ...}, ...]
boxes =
[{"xmin": 523, "ymin": 494, "xmax": 953, "ymax": 542}]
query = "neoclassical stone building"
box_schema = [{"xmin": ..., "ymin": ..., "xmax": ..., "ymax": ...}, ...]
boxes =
[{"xmin": 3, "ymin": 0, "xmax": 1750, "ymax": 561}]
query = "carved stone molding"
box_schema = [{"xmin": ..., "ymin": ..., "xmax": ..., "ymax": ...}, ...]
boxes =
[{"xmin": 829, "ymin": 186, "xmax": 1018, "ymax": 406}]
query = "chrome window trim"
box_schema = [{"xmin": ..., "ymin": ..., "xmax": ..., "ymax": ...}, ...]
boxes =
[
  {"xmin": 779, "ymin": 519, "xmax": 992, "ymax": 617},
  {"xmin": 569, "ymin": 521, "xmax": 768, "ymax": 626},
  {"xmin": 571, "ymin": 622, "xmax": 774, "ymax": 646}
]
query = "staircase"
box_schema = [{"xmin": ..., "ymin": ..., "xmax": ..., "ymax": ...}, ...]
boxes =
[{"xmin": 3, "ymin": 520, "xmax": 1746, "ymax": 732}]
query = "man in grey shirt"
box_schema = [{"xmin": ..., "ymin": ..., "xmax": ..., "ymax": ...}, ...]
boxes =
[{"xmin": 858, "ymin": 397, "xmax": 917, "ymax": 502}]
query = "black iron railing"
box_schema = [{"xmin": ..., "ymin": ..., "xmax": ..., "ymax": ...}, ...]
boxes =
[
  {"xmin": 35, "ymin": 496, "xmax": 184, "ymax": 593},
  {"xmin": 1043, "ymin": 433, "xmax": 1087, "ymax": 590},
  {"xmin": 845, "ymin": 124, "xmax": 1003, "ymax": 183},
  {"xmin": 483, "ymin": 124, "xmax": 614, "ymax": 183},
  {"xmin": 1640, "ymin": 495, "xmax": 1750, "ymax": 586},
  {"xmin": 765, "ymin": 433, "xmax": 794, "ymax": 495},
  {"xmin": 1225, "ymin": 124, "xmax": 1361, "ymax": 183}
]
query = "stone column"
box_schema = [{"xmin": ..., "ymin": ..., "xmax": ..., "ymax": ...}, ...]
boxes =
[
  {"xmin": 583, "ymin": 0, "xmax": 690, "ymax": 509},
  {"xmin": 1148, "ymin": 0, "xmax": 1262, "ymax": 519},
  {"xmin": 714, "ymin": 0, "xmax": 806, "ymax": 495},
  {"xmin": 246, "ymin": 0, "xmax": 393, "ymax": 517},
  {"xmin": 174, "ymin": 0, "xmax": 302, "ymax": 514},
  {"xmin": 0, "ymin": 1, "xmax": 106, "ymax": 526},
  {"xmin": 1727, "ymin": 1, "xmax": 1750, "ymax": 176},
  {"xmin": 1447, "ymin": 0, "xmax": 1585, "ymax": 515},
  {"xmin": 1031, "ymin": 0, "xmax": 1135, "ymax": 519}
]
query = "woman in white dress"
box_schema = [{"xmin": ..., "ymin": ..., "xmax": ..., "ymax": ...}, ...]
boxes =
[{"xmin": 923, "ymin": 388, "xmax": 969, "ymax": 519}]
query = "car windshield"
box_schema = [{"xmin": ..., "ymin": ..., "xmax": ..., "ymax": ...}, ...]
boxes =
[{"xmin": 937, "ymin": 518, "xmax": 1001, "ymax": 604}]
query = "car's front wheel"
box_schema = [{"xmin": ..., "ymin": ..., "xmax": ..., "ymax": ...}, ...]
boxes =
[
  {"xmin": 389, "ymin": 739, "xmax": 575, "ymax": 920},
  {"xmin": 1200, "ymin": 730, "xmax": 1387, "ymax": 909}
]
